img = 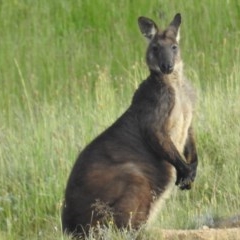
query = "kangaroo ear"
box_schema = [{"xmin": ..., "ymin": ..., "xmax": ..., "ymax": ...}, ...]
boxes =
[
  {"xmin": 138, "ymin": 16, "xmax": 158, "ymax": 41},
  {"xmin": 170, "ymin": 13, "xmax": 181, "ymax": 29},
  {"xmin": 169, "ymin": 13, "xmax": 181, "ymax": 42}
]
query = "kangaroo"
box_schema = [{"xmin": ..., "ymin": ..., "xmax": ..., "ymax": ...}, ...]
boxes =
[{"xmin": 62, "ymin": 13, "xmax": 198, "ymax": 238}]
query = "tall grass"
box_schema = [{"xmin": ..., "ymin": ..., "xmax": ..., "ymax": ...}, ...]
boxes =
[{"xmin": 0, "ymin": 0, "xmax": 240, "ymax": 239}]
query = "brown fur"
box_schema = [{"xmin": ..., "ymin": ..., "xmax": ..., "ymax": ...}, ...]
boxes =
[{"xmin": 62, "ymin": 13, "xmax": 198, "ymax": 238}]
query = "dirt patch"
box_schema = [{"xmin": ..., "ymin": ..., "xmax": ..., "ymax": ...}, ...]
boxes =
[{"xmin": 161, "ymin": 228, "xmax": 240, "ymax": 240}]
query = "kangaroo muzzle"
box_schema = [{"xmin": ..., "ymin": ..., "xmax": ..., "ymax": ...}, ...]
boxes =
[{"xmin": 159, "ymin": 48, "xmax": 174, "ymax": 74}]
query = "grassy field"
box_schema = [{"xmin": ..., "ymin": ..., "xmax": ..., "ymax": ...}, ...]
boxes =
[{"xmin": 0, "ymin": 0, "xmax": 240, "ymax": 239}]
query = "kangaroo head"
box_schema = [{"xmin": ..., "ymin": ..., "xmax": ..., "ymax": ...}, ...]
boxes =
[{"xmin": 138, "ymin": 13, "xmax": 181, "ymax": 74}]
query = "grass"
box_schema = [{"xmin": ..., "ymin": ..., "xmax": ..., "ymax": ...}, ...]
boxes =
[{"xmin": 0, "ymin": 0, "xmax": 240, "ymax": 239}]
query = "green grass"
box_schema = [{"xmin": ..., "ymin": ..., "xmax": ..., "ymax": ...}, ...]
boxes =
[{"xmin": 0, "ymin": 0, "xmax": 240, "ymax": 239}]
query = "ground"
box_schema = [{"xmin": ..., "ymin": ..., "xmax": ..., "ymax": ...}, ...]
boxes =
[{"xmin": 161, "ymin": 228, "xmax": 240, "ymax": 240}]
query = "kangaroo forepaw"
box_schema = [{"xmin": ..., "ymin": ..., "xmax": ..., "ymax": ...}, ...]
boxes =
[
  {"xmin": 175, "ymin": 174, "xmax": 193, "ymax": 190},
  {"xmin": 175, "ymin": 162, "xmax": 197, "ymax": 190},
  {"xmin": 178, "ymin": 178, "xmax": 193, "ymax": 190}
]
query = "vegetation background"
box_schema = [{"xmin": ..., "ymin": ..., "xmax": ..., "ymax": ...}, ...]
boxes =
[{"xmin": 0, "ymin": 0, "xmax": 239, "ymax": 239}]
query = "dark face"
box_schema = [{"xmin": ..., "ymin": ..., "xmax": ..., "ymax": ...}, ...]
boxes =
[
  {"xmin": 138, "ymin": 13, "xmax": 181, "ymax": 75},
  {"xmin": 146, "ymin": 31, "xmax": 179, "ymax": 74}
]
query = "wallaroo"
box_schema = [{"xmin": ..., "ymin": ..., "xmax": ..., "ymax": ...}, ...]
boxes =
[{"xmin": 62, "ymin": 13, "xmax": 198, "ymax": 238}]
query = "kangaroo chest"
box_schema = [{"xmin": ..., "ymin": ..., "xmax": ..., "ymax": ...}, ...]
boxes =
[{"xmin": 167, "ymin": 84, "xmax": 193, "ymax": 153}]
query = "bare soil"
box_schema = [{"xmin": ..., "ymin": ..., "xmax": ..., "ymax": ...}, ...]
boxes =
[{"xmin": 161, "ymin": 228, "xmax": 240, "ymax": 240}]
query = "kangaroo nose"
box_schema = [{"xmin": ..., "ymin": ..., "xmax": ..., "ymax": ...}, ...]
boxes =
[{"xmin": 161, "ymin": 63, "xmax": 174, "ymax": 74}]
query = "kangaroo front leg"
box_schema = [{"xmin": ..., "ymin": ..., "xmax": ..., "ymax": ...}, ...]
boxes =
[
  {"xmin": 159, "ymin": 134, "xmax": 194, "ymax": 188},
  {"xmin": 143, "ymin": 128, "xmax": 192, "ymax": 186},
  {"xmin": 178, "ymin": 127, "xmax": 198, "ymax": 190}
]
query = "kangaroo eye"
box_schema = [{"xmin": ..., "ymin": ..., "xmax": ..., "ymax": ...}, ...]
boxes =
[
  {"xmin": 152, "ymin": 45, "xmax": 159, "ymax": 52},
  {"xmin": 171, "ymin": 44, "xmax": 178, "ymax": 51}
]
